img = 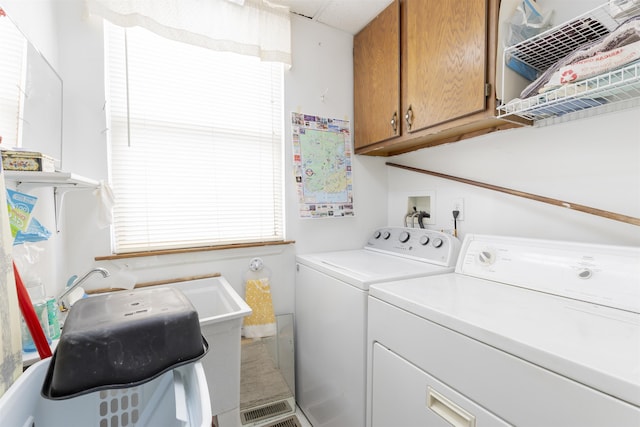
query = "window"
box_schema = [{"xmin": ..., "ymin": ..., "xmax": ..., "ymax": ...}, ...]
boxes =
[{"xmin": 105, "ymin": 22, "xmax": 284, "ymax": 253}]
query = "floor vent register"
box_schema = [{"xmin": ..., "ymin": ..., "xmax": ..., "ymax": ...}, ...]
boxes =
[
  {"xmin": 240, "ymin": 400, "xmax": 293, "ymax": 425},
  {"xmin": 262, "ymin": 415, "xmax": 302, "ymax": 427}
]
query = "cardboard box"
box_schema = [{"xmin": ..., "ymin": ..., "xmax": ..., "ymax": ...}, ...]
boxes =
[{"xmin": 1, "ymin": 150, "xmax": 56, "ymax": 172}]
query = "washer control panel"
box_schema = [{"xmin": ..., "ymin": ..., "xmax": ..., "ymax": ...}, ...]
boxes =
[
  {"xmin": 365, "ymin": 227, "xmax": 461, "ymax": 267},
  {"xmin": 457, "ymin": 234, "xmax": 640, "ymax": 313}
]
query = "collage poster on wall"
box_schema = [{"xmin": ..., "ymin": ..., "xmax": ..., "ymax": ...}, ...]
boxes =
[{"xmin": 291, "ymin": 113, "xmax": 354, "ymax": 219}]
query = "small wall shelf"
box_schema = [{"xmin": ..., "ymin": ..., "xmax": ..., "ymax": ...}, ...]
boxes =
[
  {"xmin": 497, "ymin": 1, "xmax": 640, "ymax": 125},
  {"xmin": 5, "ymin": 171, "xmax": 100, "ymax": 232},
  {"xmin": 4, "ymin": 171, "xmax": 99, "ymax": 189}
]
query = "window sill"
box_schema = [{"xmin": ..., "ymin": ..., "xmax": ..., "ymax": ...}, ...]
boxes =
[{"xmin": 95, "ymin": 240, "xmax": 295, "ymax": 261}]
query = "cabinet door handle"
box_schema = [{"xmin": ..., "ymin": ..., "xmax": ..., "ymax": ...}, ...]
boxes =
[
  {"xmin": 405, "ymin": 105, "xmax": 414, "ymax": 130},
  {"xmin": 427, "ymin": 387, "xmax": 476, "ymax": 427},
  {"xmin": 390, "ymin": 111, "xmax": 398, "ymax": 133}
]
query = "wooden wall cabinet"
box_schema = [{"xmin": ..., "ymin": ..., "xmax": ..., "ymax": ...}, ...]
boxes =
[{"xmin": 353, "ymin": 0, "xmax": 525, "ymax": 156}]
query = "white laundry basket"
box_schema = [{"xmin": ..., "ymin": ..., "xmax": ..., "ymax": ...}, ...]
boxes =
[{"xmin": 0, "ymin": 357, "xmax": 211, "ymax": 427}]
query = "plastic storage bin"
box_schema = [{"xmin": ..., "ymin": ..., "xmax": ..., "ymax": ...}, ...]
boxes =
[{"xmin": 0, "ymin": 357, "xmax": 211, "ymax": 427}]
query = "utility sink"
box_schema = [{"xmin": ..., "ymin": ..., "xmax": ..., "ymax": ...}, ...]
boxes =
[
  {"xmin": 160, "ymin": 275, "xmax": 251, "ymax": 328},
  {"xmin": 155, "ymin": 276, "xmax": 252, "ymax": 417}
]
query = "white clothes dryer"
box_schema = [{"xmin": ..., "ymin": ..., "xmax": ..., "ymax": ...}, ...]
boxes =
[
  {"xmin": 368, "ymin": 234, "xmax": 640, "ymax": 427},
  {"xmin": 295, "ymin": 227, "xmax": 461, "ymax": 427}
]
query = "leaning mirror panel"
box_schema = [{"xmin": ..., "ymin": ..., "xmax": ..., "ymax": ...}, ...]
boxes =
[{"xmin": 0, "ymin": 6, "xmax": 62, "ymax": 169}]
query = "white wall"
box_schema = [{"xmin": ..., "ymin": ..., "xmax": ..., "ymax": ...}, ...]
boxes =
[
  {"xmin": 285, "ymin": 14, "xmax": 388, "ymax": 255},
  {"xmin": 387, "ymin": 106, "xmax": 640, "ymax": 246}
]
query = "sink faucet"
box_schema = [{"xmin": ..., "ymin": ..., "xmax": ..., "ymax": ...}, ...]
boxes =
[{"xmin": 58, "ymin": 267, "xmax": 110, "ymax": 310}]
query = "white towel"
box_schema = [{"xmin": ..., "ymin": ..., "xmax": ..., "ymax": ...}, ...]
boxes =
[{"xmin": 93, "ymin": 180, "xmax": 115, "ymax": 229}]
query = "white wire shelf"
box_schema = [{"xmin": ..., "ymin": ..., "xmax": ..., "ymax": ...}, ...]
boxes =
[
  {"xmin": 497, "ymin": 61, "xmax": 640, "ymax": 121},
  {"xmin": 497, "ymin": 1, "xmax": 640, "ymax": 124}
]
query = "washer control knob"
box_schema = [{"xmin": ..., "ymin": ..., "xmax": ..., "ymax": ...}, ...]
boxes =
[
  {"xmin": 399, "ymin": 231, "xmax": 410, "ymax": 243},
  {"xmin": 382, "ymin": 231, "xmax": 391, "ymax": 240},
  {"xmin": 419, "ymin": 235, "xmax": 430, "ymax": 246},
  {"xmin": 373, "ymin": 231, "xmax": 381, "ymax": 239},
  {"xmin": 432, "ymin": 238, "xmax": 443, "ymax": 248},
  {"xmin": 477, "ymin": 249, "xmax": 496, "ymax": 266},
  {"xmin": 578, "ymin": 268, "xmax": 593, "ymax": 279}
]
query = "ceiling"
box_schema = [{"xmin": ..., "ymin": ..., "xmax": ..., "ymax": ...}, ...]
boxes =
[{"xmin": 273, "ymin": 0, "xmax": 394, "ymax": 34}]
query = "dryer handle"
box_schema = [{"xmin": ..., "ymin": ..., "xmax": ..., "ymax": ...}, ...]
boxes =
[{"xmin": 427, "ymin": 387, "xmax": 476, "ymax": 427}]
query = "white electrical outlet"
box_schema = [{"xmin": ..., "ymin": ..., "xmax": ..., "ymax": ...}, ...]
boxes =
[{"xmin": 452, "ymin": 198, "xmax": 464, "ymax": 221}]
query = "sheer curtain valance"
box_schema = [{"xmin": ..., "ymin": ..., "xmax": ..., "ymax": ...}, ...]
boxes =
[{"xmin": 86, "ymin": 0, "xmax": 291, "ymax": 66}]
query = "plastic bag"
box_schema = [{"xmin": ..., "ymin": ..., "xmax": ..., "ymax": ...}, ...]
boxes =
[
  {"xmin": 506, "ymin": 0, "xmax": 554, "ymax": 81},
  {"xmin": 5, "ymin": 189, "xmax": 51, "ymax": 245},
  {"xmin": 242, "ymin": 258, "xmax": 276, "ymax": 339},
  {"xmin": 13, "ymin": 217, "xmax": 51, "ymax": 245},
  {"xmin": 6, "ymin": 189, "xmax": 37, "ymax": 237},
  {"xmin": 507, "ymin": 0, "xmax": 553, "ymax": 46}
]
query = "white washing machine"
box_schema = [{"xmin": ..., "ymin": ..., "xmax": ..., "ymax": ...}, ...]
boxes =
[
  {"xmin": 295, "ymin": 227, "xmax": 461, "ymax": 427},
  {"xmin": 368, "ymin": 234, "xmax": 640, "ymax": 427}
]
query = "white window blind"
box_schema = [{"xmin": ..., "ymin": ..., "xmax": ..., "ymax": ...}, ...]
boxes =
[
  {"xmin": 105, "ymin": 22, "xmax": 284, "ymax": 253},
  {"xmin": 0, "ymin": 12, "xmax": 26, "ymax": 148}
]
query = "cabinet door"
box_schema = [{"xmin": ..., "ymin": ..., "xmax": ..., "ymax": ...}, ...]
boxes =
[
  {"xmin": 404, "ymin": 0, "xmax": 488, "ymax": 133},
  {"xmin": 353, "ymin": 0, "xmax": 400, "ymax": 149}
]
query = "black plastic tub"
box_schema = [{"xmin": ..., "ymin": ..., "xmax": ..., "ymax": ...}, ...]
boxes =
[{"xmin": 42, "ymin": 287, "xmax": 208, "ymax": 399}]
